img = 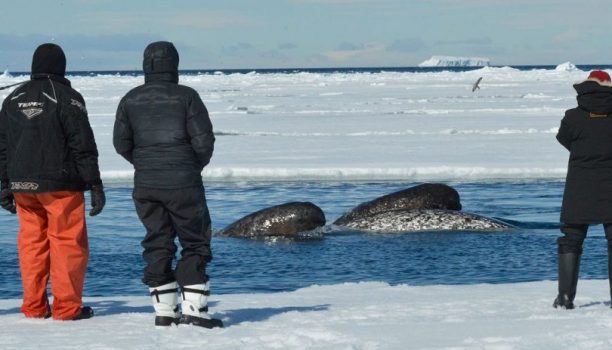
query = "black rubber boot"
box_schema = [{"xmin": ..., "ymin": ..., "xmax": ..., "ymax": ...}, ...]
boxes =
[
  {"xmin": 72, "ymin": 306, "xmax": 94, "ymax": 320},
  {"xmin": 553, "ymin": 252, "xmax": 581, "ymax": 309},
  {"xmin": 608, "ymin": 250, "xmax": 612, "ymax": 309}
]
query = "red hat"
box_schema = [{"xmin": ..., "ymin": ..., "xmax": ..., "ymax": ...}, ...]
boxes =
[{"xmin": 587, "ymin": 70, "xmax": 611, "ymax": 83}]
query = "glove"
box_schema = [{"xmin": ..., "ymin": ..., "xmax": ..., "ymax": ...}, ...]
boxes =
[
  {"xmin": 89, "ymin": 184, "xmax": 106, "ymax": 216},
  {"xmin": 0, "ymin": 182, "xmax": 16, "ymax": 214}
]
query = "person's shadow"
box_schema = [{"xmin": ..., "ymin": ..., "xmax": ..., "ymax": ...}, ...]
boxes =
[
  {"xmin": 0, "ymin": 307, "xmax": 20, "ymax": 316},
  {"xmin": 578, "ymin": 300, "xmax": 610, "ymax": 308},
  {"xmin": 218, "ymin": 304, "xmax": 330, "ymax": 326},
  {"xmin": 87, "ymin": 299, "xmax": 159, "ymax": 315}
]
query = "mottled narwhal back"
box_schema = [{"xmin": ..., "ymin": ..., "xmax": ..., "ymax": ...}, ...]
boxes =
[
  {"xmin": 334, "ymin": 183, "xmax": 461, "ymax": 226},
  {"xmin": 218, "ymin": 202, "xmax": 326, "ymax": 238},
  {"xmin": 343, "ymin": 209, "xmax": 512, "ymax": 232}
]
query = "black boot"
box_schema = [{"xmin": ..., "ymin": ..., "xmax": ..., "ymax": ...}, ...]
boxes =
[
  {"xmin": 72, "ymin": 306, "xmax": 94, "ymax": 320},
  {"xmin": 608, "ymin": 250, "xmax": 612, "ymax": 309},
  {"xmin": 553, "ymin": 252, "xmax": 581, "ymax": 309}
]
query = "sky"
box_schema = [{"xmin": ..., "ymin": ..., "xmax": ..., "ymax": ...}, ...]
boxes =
[{"xmin": 0, "ymin": 0, "xmax": 611, "ymax": 71}]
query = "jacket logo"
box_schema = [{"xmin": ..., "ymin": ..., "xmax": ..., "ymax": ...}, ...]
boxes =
[
  {"xmin": 18, "ymin": 102, "xmax": 44, "ymax": 108},
  {"xmin": 590, "ymin": 112, "xmax": 608, "ymax": 118},
  {"xmin": 18, "ymin": 101, "xmax": 44, "ymax": 120},
  {"xmin": 20, "ymin": 108, "xmax": 44, "ymax": 119},
  {"xmin": 71, "ymin": 99, "xmax": 87, "ymax": 113},
  {"xmin": 11, "ymin": 182, "xmax": 39, "ymax": 191}
]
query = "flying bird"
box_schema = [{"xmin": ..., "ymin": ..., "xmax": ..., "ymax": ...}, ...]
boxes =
[{"xmin": 472, "ymin": 77, "xmax": 483, "ymax": 92}]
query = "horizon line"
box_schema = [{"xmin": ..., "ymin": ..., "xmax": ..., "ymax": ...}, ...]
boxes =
[{"xmin": 4, "ymin": 63, "xmax": 612, "ymax": 75}]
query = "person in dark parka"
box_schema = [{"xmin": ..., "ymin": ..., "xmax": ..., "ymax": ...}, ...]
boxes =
[
  {"xmin": 555, "ymin": 70, "xmax": 612, "ymax": 309},
  {"xmin": 113, "ymin": 41, "xmax": 221, "ymax": 328}
]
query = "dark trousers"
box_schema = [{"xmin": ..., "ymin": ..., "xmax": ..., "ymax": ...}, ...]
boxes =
[
  {"xmin": 133, "ymin": 186, "xmax": 212, "ymax": 287},
  {"xmin": 558, "ymin": 223, "xmax": 612, "ymax": 254}
]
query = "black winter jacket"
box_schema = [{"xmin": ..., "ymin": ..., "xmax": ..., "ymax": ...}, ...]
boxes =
[
  {"xmin": 557, "ymin": 80, "xmax": 612, "ymax": 223},
  {"xmin": 0, "ymin": 74, "xmax": 101, "ymax": 193},
  {"xmin": 113, "ymin": 42, "xmax": 214, "ymax": 189}
]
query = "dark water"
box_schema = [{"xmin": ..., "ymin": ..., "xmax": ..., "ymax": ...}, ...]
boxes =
[
  {"xmin": 5, "ymin": 65, "xmax": 612, "ymax": 78},
  {"xmin": 0, "ymin": 180, "xmax": 610, "ymax": 298}
]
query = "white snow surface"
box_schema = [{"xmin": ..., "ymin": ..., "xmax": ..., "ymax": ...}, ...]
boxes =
[
  {"xmin": 0, "ymin": 67, "xmax": 597, "ymax": 182},
  {"xmin": 418, "ymin": 56, "xmax": 490, "ymax": 67},
  {"xmin": 2, "ymin": 280, "xmax": 612, "ymax": 349},
  {"xmin": 556, "ymin": 62, "xmax": 578, "ymax": 72}
]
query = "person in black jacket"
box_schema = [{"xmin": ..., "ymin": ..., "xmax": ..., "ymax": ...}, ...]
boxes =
[
  {"xmin": 555, "ymin": 70, "xmax": 612, "ymax": 309},
  {"xmin": 113, "ymin": 41, "xmax": 221, "ymax": 328},
  {"xmin": 0, "ymin": 43, "xmax": 105, "ymax": 320}
]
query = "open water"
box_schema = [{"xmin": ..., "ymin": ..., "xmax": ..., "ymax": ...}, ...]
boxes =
[
  {"xmin": 1, "ymin": 180, "xmax": 610, "ymax": 298},
  {"xmin": 7, "ymin": 64, "xmax": 612, "ymax": 76}
]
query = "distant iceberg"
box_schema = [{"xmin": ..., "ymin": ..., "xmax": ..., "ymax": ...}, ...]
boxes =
[
  {"xmin": 418, "ymin": 56, "xmax": 490, "ymax": 67},
  {"xmin": 555, "ymin": 62, "xmax": 578, "ymax": 71}
]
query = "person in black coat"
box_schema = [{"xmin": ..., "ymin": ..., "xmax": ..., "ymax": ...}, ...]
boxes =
[
  {"xmin": 555, "ymin": 70, "xmax": 612, "ymax": 309},
  {"xmin": 113, "ymin": 41, "xmax": 221, "ymax": 328}
]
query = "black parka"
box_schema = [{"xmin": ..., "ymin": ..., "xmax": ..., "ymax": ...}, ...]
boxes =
[
  {"xmin": 0, "ymin": 44, "xmax": 101, "ymax": 193},
  {"xmin": 558, "ymin": 80, "xmax": 612, "ymax": 223},
  {"xmin": 113, "ymin": 41, "xmax": 214, "ymax": 189}
]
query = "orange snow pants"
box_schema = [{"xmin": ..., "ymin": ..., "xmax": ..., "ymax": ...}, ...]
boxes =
[{"xmin": 13, "ymin": 191, "xmax": 89, "ymax": 320}]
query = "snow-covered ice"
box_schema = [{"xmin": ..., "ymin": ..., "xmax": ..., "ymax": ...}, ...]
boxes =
[
  {"xmin": 0, "ymin": 66, "xmax": 594, "ymax": 182},
  {"xmin": 418, "ymin": 56, "xmax": 490, "ymax": 67},
  {"xmin": 2, "ymin": 280, "xmax": 612, "ymax": 349},
  {"xmin": 556, "ymin": 62, "xmax": 578, "ymax": 72}
]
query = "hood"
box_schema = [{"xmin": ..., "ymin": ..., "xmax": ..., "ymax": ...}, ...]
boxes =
[
  {"xmin": 574, "ymin": 80, "xmax": 612, "ymax": 114},
  {"xmin": 31, "ymin": 43, "xmax": 66, "ymax": 77},
  {"xmin": 143, "ymin": 41, "xmax": 179, "ymax": 83}
]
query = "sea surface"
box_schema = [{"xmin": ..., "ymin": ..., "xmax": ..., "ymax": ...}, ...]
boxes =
[
  {"xmin": 5, "ymin": 64, "xmax": 612, "ymax": 78},
  {"xmin": 1, "ymin": 180, "xmax": 610, "ymax": 299}
]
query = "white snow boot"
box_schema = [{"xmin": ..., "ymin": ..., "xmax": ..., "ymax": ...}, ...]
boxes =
[
  {"xmin": 180, "ymin": 282, "xmax": 223, "ymax": 328},
  {"xmin": 149, "ymin": 281, "xmax": 180, "ymax": 326}
]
